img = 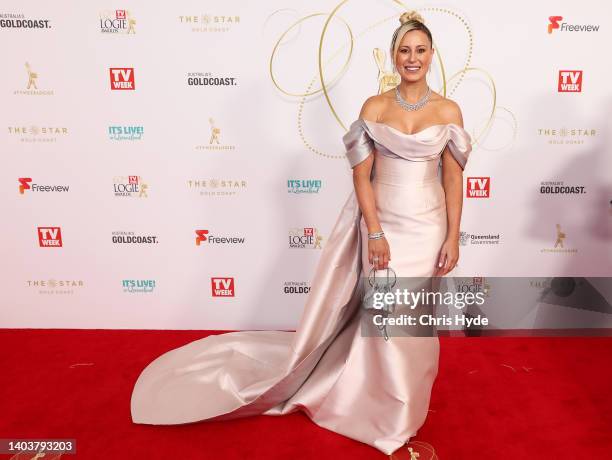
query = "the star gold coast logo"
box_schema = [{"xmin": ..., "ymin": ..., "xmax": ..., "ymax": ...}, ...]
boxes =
[
  {"xmin": 289, "ymin": 227, "xmax": 324, "ymax": 249},
  {"xmin": 196, "ymin": 118, "xmax": 236, "ymax": 151},
  {"xmin": 113, "ymin": 175, "xmax": 148, "ymax": 197},
  {"xmin": 537, "ymin": 126, "xmax": 596, "ymax": 146},
  {"xmin": 99, "ymin": 9, "xmax": 135, "ymax": 34},
  {"xmin": 14, "ymin": 62, "xmax": 54, "ymax": 96},
  {"xmin": 178, "ymin": 14, "xmax": 240, "ymax": 33},
  {"xmin": 541, "ymin": 224, "xmax": 577, "ymax": 254},
  {"xmin": 26, "ymin": 279, "xmax": 84, "ymax": 295},
  {"xmin": 187, "ymin": 178, "xmax": 247, "ymax": 197},
  {"xmin": 8, "ymin": 125, "xmax": 68, "ymax": 142}
]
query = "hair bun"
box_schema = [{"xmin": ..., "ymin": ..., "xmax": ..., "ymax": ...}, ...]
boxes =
[{"xmin": 399, "ymin": 10, "xmax": 424, "ymax": 25}]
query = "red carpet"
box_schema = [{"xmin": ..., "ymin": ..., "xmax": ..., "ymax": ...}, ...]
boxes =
[{"xmin": 1, "ymin": 330, "xmax": 610, "ymax": 459}]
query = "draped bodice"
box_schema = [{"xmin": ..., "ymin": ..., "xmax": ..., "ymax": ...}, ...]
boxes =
[{"xmin": 342, "ymin": 118, "xmax": 473, "ymax": 169}]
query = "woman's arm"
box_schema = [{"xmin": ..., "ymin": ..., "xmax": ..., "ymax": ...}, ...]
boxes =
[
  {"xmin": 352, "ymin": 96, "xmax": 390, "ymax": 270},
  {"xmin": 436, "ymin": 101, "xmax": 465, "ymax": 276}
]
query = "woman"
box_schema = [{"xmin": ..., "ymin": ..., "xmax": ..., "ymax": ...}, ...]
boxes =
[{"xmin": 131, "ymin": 10, "xmax": 472, "ymax": 455}]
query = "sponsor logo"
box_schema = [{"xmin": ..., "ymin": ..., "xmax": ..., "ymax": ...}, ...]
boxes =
[
  {"xmin": 26, "ymin": 279, "xmax": 84, "ymax": 295},
  {"xmin": 196, "ymin": 118, "xmax": 236, "ymax": 151},
  {"xmin": 178, "ymin": 14, "xmax": 240, "ymax": 33},
  {"xmin": 187, "ymin": 178, "xmax": 247, "ymax": 197},
  {"xmin": 122, "ymin": 279, "xmax": 155, "ymax": 293},
  {"xmin": 459, "ymin": 232, "xmax": 501, "ymax": 246},
  {"xmin": 108, "ymin": 125, "xmax": 143, "ymax": 141},
  {"xmin": 113, "ymin": 176, "xmax": 148, "ymax": 198},
  {"xmin": 211, "ymin": 277, "xmax": 235, "ymax": 297},
  {"xmin": 110, "ymin": 67, "xmax": 135, "ymax": 90},
  {"xmin": 195, "ymin": 229, "xmax": 245, "ymax": 246},
  {"xmin": 187, "ymin": 72, "xmax": 237, "ymax": 86},
  {"xmin": 111, "ymin": 231, "xmax": 158, "ymax": 244},
  {"xmin": 99, "ymin": 9, "xmax": 136, "ymax": 34},
  {"xmin": 558, "ymin": 70, "xmax": 582, "ymax": 92},
  {"xmin": 466, "ymin": 177, "xmax": 490, "ymax": 198},
  {"xmin": 287, "ymin": 179, "xmax": 322, "ymax": 194},
  {"xmin": 19, "ymin": 177, "xmax": 69, "ymax": 194},
  {"xmin": 541, "ymin": 224, "xmax": 577, "ymax": 254},
  {"xmin": 548, "ymin": 16, "xmax": 600, "ymax": 34},
  {"xmin": 38, "ymin": 227, "xmax": 62, "ymax": 247},
  {"xmin": 8, "ymin": 125, "xmax": 68, "ymax": 143},
  {"xmin": 289, "ymin": 227, "xmax": 324, "ymax": 249},
  {"xmin": 540, "ymin": 181, "xmax": 586, "ymax": 194},
  {"xmin": 0, "ymin": 13, "xmax": 51, "ymax": 29},
  {"xmin": 14, "ymin": 62, "xmax": 54, "ymax": 96},
  {"xmin": 537, "ymin": 126, "xmax": 596, "ymax": 146},
  {"xmin": 284, "ymin": 281, "xmax": 311, "ymax": 294}
]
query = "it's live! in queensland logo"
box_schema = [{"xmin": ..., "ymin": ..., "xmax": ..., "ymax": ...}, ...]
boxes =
[
  {"xmin": 38, "ymin": 226, "xmax": 62, "ymax": 247},
  {"xmin": 110, "ymin": 68, "xmax": 135, "ymax": 90}
]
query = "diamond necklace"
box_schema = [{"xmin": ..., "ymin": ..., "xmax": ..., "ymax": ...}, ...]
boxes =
[{"xmin": 394, "ymin": 85, "xmax": 431, "ymax": 111}]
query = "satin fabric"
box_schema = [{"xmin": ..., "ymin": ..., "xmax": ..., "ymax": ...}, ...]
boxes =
[{"xmin": 130, "ymin": 118, "xmax": 472, "ymax": 455}]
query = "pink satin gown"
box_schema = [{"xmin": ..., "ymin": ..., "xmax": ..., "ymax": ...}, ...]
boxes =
[{"xmin": 130, "ymin": 118, "xmax": 472, "ymax": 455}]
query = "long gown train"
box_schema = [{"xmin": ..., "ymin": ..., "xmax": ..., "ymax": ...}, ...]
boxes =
[{"xmin": 130, "ymin": 118, "xmax": 472, "ymax": 454}]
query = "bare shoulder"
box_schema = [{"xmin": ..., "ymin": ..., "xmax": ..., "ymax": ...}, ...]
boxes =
[
  {"xmin": 358, "ymin": 94, "xmax": 386, "ymax": 122},
  {"xmin": 434, "ymin": 95, "xmax": 464, "ymax": 127}
]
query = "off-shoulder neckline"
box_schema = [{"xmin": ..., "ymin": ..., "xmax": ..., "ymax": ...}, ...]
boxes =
[{"xmin": 360, "ymin": 118, "xmax": 462, "ymax": 137}]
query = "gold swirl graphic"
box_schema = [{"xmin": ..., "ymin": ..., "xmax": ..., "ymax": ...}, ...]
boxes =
[{"xmin": 269, "ymin": 1, "xmax": 516, "ymax": 158}]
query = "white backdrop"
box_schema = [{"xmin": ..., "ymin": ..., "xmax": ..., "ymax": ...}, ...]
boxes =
[{"xmin": 2, "ymin": 0, "xmax": 611, "ymax": 329}]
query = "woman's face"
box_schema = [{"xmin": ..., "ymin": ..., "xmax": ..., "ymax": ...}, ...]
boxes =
[{"xmin": 394, "ymin": 30, "xmax": 433, "ymax": 82}]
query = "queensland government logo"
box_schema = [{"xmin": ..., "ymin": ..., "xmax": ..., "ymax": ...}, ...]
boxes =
[
  {"xmin": 99, "ymin": 10, "xmax": 135, "ymax": 34},
  {"xmin": 548, "ymin": 16, "xmax": 599, "ymax": 34},
  {"xmin": 8, "ymin": 125, "xmax": 68, "ymax": 143},
  {"xmin": 112, "ymin": 231, "xmax": 158, "ymax": 244},
  {"xmin": 122, "ymin": 279, "xmax": 155, "ymax": 293},
  {"xmin": 27, "ymin": 279, "xmax": 83, "ymax": 295},
  {"xmin": 289, "ymin": 228, "xmax": 323, "ymax": 249},
  {"xmin": 195, "ymin": 229, "xmax": 245, "ymax": 246},
  {"xmin": 541, "ymin": 224, "xmax": 577, "ymax": 254},
  {"xmin": 108, "ymin": 125, "xmax": 143, "ymax": 141},
  {"xmin": 459, "ymin": 232, "xmax": 501, "ymax": 246},
  {"xmin": 113, "ymin": 176, "xmax": 148, "ymax": 197},
  {"xmin": 178, "ymin": 14, "xmax": 240, "ymax": 33},
  {"xmin": 540, "ymin": 181, "xmax": 586, "ymax": 194},
  {"xmin": 537, "ymin": 126, "xmax": 596, "ymax": 146},
  {"xmin": 19, "ymin": 177, "xmax": 69, "ymax": 194},
  {"xmin": 14, "ymin": 62, "xmax": 53, "ymax": 96},
  {"xmin": 287, "ymin": 179, "xmax": 322, "ymax": 194},
  {"xmin": 187, "ymin": 72, "xmax": 237, "ymax": 86},
  {"xmin": 187, "ymin": 178, "xmax": 247, "ymax": 197},
  {"xmin": 196, "ymin": 118, "xmax": 236, "ymax": 151},
  {"xmin": 0, "ymin": 13, "xmax": 51, "ymax": 29}
]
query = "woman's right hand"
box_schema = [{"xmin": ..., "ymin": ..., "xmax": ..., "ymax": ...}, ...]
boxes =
[{"xmin": 368, "ymin": 237, "xmax": 391, "ymax": 270}]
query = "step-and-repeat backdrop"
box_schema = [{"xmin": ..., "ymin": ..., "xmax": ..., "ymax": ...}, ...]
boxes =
[{"xmin": 2, "ymin": 1, "xmax": 610, "ymax": 329}]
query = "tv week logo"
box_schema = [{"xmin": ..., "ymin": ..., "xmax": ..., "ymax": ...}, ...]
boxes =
[
  {"xmin": 195, "ymin": 229, "xmax": 209, "ymax": 245},
  {"xmin": 466, "ymin": 177, "xmax": 490, "ymax": 198},
  {"xmin": 558, "ymin": 71, "xmax": 582, "ymax": 92},
  {"xmin": 211, "ymin": 277, "xmax": 234, "ymax": 297},
  {"xmin": 38, "ymin": 227, "xmax": 62, "ymax": 247},
  {"xmin": 19, "ymin": 177, "xmax": 32, "ymax": 194},
  {"xmin": 109, "ymin": 68, "xmax": 135, "ymax": 90}
]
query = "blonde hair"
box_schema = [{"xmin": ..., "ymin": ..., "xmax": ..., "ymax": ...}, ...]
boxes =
[{"xmin": 390, "ymin": 11, "xmax": 433, "ymax": 70}]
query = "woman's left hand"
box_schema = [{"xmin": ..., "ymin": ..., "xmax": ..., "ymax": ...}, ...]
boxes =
[{"xmin": 434, "ymin": 239, "xmax": 459, "ymax": 277}]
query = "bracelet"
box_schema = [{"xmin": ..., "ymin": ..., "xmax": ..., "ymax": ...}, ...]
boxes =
[{"xmin": 368, "ymin": 231, "xmax": 385, "ymax": 240}]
